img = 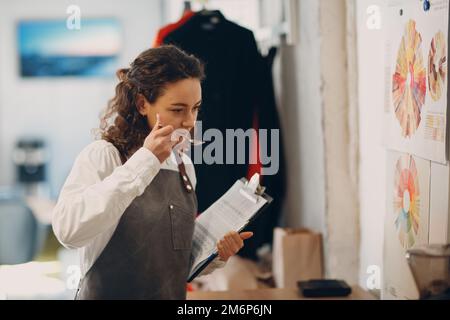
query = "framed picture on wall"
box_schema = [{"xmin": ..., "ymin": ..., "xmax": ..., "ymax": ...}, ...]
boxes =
[{"xmin": 17, "ymin": 18, "xmax": 122, "ymax": 77}]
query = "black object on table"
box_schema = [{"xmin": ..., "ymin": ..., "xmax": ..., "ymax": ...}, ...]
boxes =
[{"xmin": 298, "ymin": 279, "xmax": 352, "ymax": 297}]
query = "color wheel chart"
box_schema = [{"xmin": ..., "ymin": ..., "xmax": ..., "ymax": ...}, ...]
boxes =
[
  {"xmin": 393, "ymin": 154, "xmax": 420, "ymax": 249},
  {"xmin": 384, "ymin": 151, "xmax": 430, "ymax": 300},
  {"xmin": 392, "ymin": 20, "xmax": 427, "ymax": 138},
  {"xmin": 428, "ymin": 30, "xmax": 447, "ymax": 102}
]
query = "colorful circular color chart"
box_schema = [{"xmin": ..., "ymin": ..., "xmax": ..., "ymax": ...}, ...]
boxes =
[
  {"xmin": 392, "ymin": 20, "xmax": 426, "ymax": 138},
  {"xmin": 394, "ymin": 154, "xmax": 420, "ymax": 249},
  {"xmin": 428, "ymin": 30, "xmax": 447, "ymax": 101}
]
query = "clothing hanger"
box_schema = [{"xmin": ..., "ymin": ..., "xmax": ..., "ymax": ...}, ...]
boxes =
[
  {"xmin": 179, "ymin": 0, "xmax": 223, "ymax": 31},
  {"xmin": 196, "ymin": 0, "xmax": 208, "ymax": 11},
  {"xmin": 182, "ymin": 1, "xmax": 192, "ymax": 14},
  {"xmin": 194, "ymin": 0, "xmax": 223, "ymax": 29}
]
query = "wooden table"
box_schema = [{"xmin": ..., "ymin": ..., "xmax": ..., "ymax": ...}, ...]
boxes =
[{"xmin": 187, "ymin": 286, "xmax": 375, "ymax": 300}]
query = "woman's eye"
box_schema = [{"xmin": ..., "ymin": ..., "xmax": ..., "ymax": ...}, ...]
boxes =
[{"xmin": 171, "ymin": 109, "xmax": 183, "ymax": 113}]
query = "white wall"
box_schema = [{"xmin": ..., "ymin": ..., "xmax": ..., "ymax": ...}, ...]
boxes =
[
  {"xmin": 320, "ymin": 0, "xmax": 360, "ymax": 284},
  {"xmin": 356, "ymin": 0, "xmax": 387, "ymax": 289},
  {"xmin": 0, "ymin": 0, "xmax": 163, "ymax": 197},
  {"xmin": 278, "ymin": 0, "xmax": 326, "ymax": 233},
  {"xmin": 356, "ymin": 0, "xmax": 450, "ymax": 295},
  {"xmin": 277, "ymin": 0, "xmax": 360, "ymax": 283}
]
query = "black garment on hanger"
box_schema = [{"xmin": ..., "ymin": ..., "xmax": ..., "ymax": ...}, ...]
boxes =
[{"xmin": 163, "ymin": 11, "xmax": 286, "ymax": 260}]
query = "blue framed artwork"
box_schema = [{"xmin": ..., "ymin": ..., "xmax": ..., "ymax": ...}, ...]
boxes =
[{"xmin": 17, "ymin": 19, "xmax": 122, "ymax": 77}]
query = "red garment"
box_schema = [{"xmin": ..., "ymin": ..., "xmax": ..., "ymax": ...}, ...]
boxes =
[
  {"xmin": 153, "ymin": 10, "xmax": 195, "ymax": 47},
  {"xmin": 247, "ymin": 113, "xmax": 263, "ymax": 182}
]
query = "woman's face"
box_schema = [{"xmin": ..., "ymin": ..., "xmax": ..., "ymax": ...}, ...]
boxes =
[{"xmin": 138, "ymin": 78, "xmax": 202, "ymax": 133}]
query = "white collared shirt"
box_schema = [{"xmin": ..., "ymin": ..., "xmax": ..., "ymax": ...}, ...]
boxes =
[{"xmin": 52, "ymin": 140, "xmax": 225, "ymax": 278}]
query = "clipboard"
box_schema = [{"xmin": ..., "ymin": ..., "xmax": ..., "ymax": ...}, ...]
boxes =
[{"xmin": 187, "ymin": 175, "xmax": 273, "ymax": 282}]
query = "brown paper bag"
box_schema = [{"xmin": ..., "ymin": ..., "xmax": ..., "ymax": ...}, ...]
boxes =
[{"xmin": 272, "ymin": 227, "xmax": 324, "ymax": 288}]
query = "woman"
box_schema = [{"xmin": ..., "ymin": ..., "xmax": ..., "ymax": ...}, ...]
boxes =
[{"xmin": 52, "ymin": 45, "xmax": 253, "ymax": 300}]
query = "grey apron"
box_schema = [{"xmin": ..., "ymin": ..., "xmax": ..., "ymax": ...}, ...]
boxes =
[{"xmin": 75, "ymin": 158, "xmax": 197, "ymax": 300}]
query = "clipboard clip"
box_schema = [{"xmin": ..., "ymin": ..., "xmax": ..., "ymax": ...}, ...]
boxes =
[{"xmin": 239, "ymin": 173, "xmax": 265, "ymax": 203}]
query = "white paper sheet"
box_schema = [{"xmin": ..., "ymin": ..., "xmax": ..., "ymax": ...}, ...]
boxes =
[
  {"xmin": 384, "ymin": 0, "xmax": 449, "ymax": 163},
  {"xmin": 383, "ymin": 151, "xmax": 431, "ymax": 299},
  {"xmin": 189, "ymin": 179, "xmax": 268, "ymax": 279}
]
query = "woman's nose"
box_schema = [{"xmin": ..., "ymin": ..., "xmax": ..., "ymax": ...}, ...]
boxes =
[{"xmin": 182, "ymin": 113, "xmax": 196, "ymax": 129}]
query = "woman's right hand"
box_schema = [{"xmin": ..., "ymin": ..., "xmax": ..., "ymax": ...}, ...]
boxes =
[{"xmin": 143, "ymin": 114, "xmax": 178, "ymax": 163}]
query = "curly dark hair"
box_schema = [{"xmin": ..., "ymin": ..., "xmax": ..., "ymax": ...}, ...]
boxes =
[{"xmin": 99, "ymin": 45, "xmax": 205, "ymax": 162}]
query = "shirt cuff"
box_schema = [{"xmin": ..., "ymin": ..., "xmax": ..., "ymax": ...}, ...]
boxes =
[{"xmin": 123, "ymin": 147, "xmax": 161, "ymax": 193}]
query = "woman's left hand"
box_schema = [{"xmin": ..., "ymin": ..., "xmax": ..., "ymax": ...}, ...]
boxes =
[{"xmin": 216, "ymin": 231, "xmax": 254, "ymax": 262}]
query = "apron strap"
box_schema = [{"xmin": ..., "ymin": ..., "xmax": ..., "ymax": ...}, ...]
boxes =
[{"xmin": 177, "ymin": 160, "xmax": 194, "ymax": 193}]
